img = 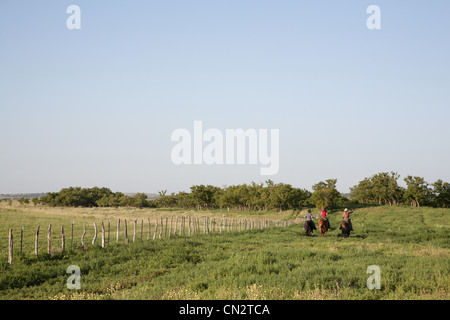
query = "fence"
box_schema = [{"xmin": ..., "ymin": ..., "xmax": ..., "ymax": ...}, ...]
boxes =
[{"xmin": 5, "ymin": 215, "xmax": 301, "ymax": 264}]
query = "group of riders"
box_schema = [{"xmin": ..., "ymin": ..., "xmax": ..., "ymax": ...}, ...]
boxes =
[{"xmin": 304, "ymin": 207, "xmax": 354, "ymax": 236}]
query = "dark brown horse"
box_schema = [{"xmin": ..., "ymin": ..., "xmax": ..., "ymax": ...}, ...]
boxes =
[
  {"xmin": 341, "ymin": 220, "xmax": 351, "ymax": 238},
  {"xmin": 318, "ymin": 218, "xmax": 329, "ymax": 237},
  {"xmin": 304, "ymin": 220, "xmax": 314, "ymax": 236}
]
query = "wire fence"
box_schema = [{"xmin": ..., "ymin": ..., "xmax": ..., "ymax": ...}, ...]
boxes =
[{"xmin": 3, "ymin": 215, "xmax": 301, "ymax": 264}]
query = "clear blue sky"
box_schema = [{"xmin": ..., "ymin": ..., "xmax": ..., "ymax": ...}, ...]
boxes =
[{"xmin": 1, "ymin": 1, "xmax": 449, "ymax": 194}]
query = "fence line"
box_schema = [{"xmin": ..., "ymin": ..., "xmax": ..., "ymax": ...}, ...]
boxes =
[{"xmin": 5, "ymin": 215, "xmax": 301, "ymax": 264}]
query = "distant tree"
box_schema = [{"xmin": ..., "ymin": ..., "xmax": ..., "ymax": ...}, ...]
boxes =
[
  {"xmin": 351, "ymin": 172, "xmax": 403, "ymax": 205},
  {"xmin": 266, "ymin": 183, "xmax": 308, "ymax": 211},
  {"xmin": 217, "ymin": 185, "xmax": 240, "ymax": 211},
  {"xmin": 32, "ymin": 197, "xmax": 39, "ymax": 206},
  {"xmin": 174, "ymin": 191, "xmax": 195, "ymax": 209},
  {"xmin": 18, "ymin": 197, "xmax": 29, "ymax": 205},
  {"xmin": 350, "ymin": 177, "xmax": 375, "ymax": 204},
  {"xmin": 430, "ymin": 179, "xmax": 450, "ymax": 208},
  {"xmin": 158, "ymin": 190, "xmax": 167, "ymax": 197},
  {"xmin": 310, "ymin": 179, "xmax": 345, "ymax": 209},
  {"xmin": 190, "ymin": 185, "xmax": 222, "ymax": 209},
  {"xmin": 404, "ymin": 176, "xmax": 430, "ymax": 207},
  {"xmin": 133, "ymin": 193, "xmax": 149, "ymax": 208}
]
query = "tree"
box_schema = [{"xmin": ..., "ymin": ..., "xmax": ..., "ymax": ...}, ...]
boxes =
[
  {"xmin": 32, "ymin": 197, "xmax": 39, "ymax": 206},
  {"xmin": 310, "ymin": 179, "xmax": 344, "ymax": 209},
  {"xmin": 189, "ymin": 185, "xmax": 222, "ymax": 209},
  {"xmin": 18, "ymin": 197, "xmax": 29, "ymax": 205},
  {"xmin": 404, "ymin": 176, "xmax": 430, "ymax": 207},
  {"xmin": 350, "ymin": 172, "xmax": 403, "ymax": 205},
  {"xmin": 133, "ymin": 193, "xmax": 149, "ymax": 208},
  {"xmin": 430, "ymin": 179, "xmax": 450, "ymax": 208}
]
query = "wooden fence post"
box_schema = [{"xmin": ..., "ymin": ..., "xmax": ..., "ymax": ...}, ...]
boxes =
[
  {"xmin": 169, "ymin": 216, "xmax": 173, "ymax": 239},
  {"xmin": 116, "ymin": 219, "xmax": 120, "ymax": 243},
  {"xmin": 159, "ymin": 217, "xmax": 163, "ymax": 239},
  {"xmin": 207, "ymin": 217, "xmax": 210, "ymax": 235},
  {"xmin": 147, "ymin": 217, "xmax": 151, "ymax": 240},
  {"xmin": 124, "ymin": 219, "xmax": 128, "ymax": 244},
  {"xmin": 153, "ymin": 218, "xmax": 158, "ymax": 240},
  {"xmin": 165, "ymin": 216, "xmax": 168, "ymax": 239},
  {"xmin": 47, "ymin": 224, "xmax": 51, "ymax": 258},
  {"xmin": 101, "ymin": 222, "xmax": 105, "ymax": 248},
  {"xmin": 35, "ymin": 225, "xmax": 40, "ymax": 260},
  {"xmin": 175, "ymin": 216, "xmax": 178, "ymax": 236},
  {"xmin": 188, "ymin": 216, "xmax": 191, "ymax": 237},
  {"xmin": 181, "ymin": 216, "xmax": 185, "ymax": 236},
  {"xmin": 140, "ymin": 218, "xmax": 143, "ymax": 240},
  {"xmin": 208, "ymin": 217, "xmax": 212, "ymax": 234},
  {"xmin": 92, "ymin": 222, "xmax": 97, "ymax": 245},
  {"xmin": 8, "ymin": 229, "xmax": 13, "ymax": 265},
  {"xmin": 61, "ymin": 225, "xmax": 65, "ymax": 252}
]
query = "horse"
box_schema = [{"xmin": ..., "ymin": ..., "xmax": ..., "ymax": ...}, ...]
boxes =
[
  {"xmin": 303, "ymin": 220, "xmax": 314, "ymax": 236},
  {"xmin": 318, "ymin": 218, "xmax": 329, "ymax": 237},
  {"xmin": 340, "ymin": 219, "xmax": 351, "ymax": 238}
]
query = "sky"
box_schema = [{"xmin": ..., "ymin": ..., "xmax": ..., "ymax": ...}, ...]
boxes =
[{"xmin": 1, "ymin": 0, "xmax": 449, "ymax": 194}]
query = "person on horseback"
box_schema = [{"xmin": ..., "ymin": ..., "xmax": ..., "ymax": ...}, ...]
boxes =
[
  {"xmin": 321, "ymin": 207, "xmax": 328, "ymax": 219},
  {"xmin": 340, "ymin": 208, "xmax": 353, "ymax": 231},
  {"xmin": 320, "ymin": 207, "xmax": 330, "ymax": 229},
  {"xmin": 305, "ymin": 209, "xmax": 316, "ymax": 230}
]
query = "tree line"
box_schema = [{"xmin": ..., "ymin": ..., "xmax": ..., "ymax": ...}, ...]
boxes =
[
  {"xmin": 37, "ymin": 187, "xmax": 150, "ymax": 208},
  {"xmin": 33, "ymin": 180, "xmax": 346, "ymax": 211},
  {"xmin": 28, "ymin": 172, "xmax": 450, "ymax": 210},
  {"xmin": 350, "ymin": 172, "xmax": 450, "ymax": 208}
]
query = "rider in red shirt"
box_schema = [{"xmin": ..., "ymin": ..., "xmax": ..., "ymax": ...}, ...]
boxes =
[
  {"xmin": 320, "ymin": 207, "xmax": 330, "ymax": 229},
  {"xmin": 321, "ymin": 207, "xmax": 328, "ymax": 219}
]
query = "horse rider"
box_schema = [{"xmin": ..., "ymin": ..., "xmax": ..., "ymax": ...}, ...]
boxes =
[
  {"xmin": 321, "ymin": 207, "xmax": 328, "ymax": 220},
  {"xmin": 320, "ymin": 206, "xmax": 330, "ymax": 229},
  {"xmin": 305, "ymin": 209, "xmax": 317, "ymax": 230},
  {"xmin": 340, "ymin": 208, "xmax": 354, "ymax": 231}
]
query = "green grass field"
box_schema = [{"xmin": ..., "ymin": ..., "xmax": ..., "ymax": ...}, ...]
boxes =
[{"xmin": 0, "ymin": 203, "xmax": 448, "ymax": 300}]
